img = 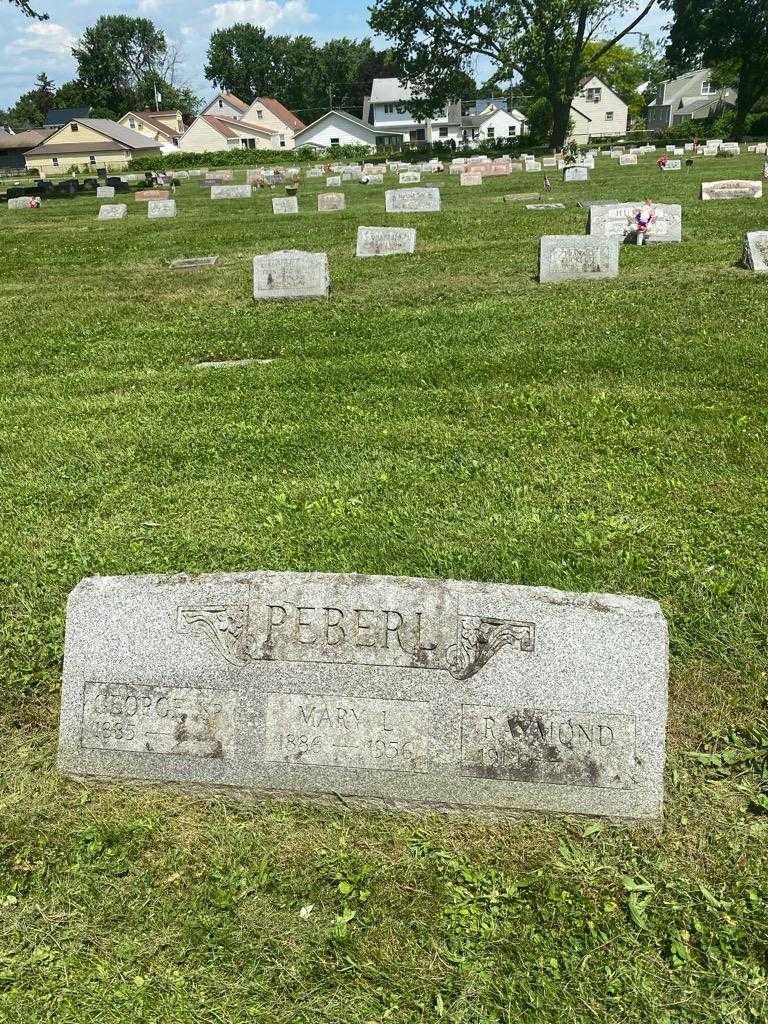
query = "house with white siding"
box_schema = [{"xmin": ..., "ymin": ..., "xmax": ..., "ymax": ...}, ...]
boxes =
[
  {"xmin": 569, "ymin": 75, "xmax": 628, "ymax": 142},
  {"xmin": 201, "ymin": 92, "xmax": 251, "ymax": 121},
  {"xmin": 118, "ymin": 110, "xmax": 185, "ymax": 148},
  {"xmin": 241, "ymin": 97, "xmax": 305, "ymax": 149},
  {"xmin": 178, "ymin": 114, "xmax": 279, "ymax": 153},
  {"xmin": 460, "ymin": 103, "xmax": 528, "ymax": 144},
  {"xmin": 294, "ymin": 110, "xmax": 402, "ymax": 151},
  {"xmin": 364, "ymin": 78, "xmax": 463, "ymax": 145}
]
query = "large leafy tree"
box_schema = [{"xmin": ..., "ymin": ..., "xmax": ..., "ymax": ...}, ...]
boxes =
[
  {"xmin": 1, "ymin": 72, "xmax": 56, "ymax": 129},
  {"xmin": 662, "ymin": 0, "xmax": 768, "ymax": 137},
  {"xmin": 205, "ymin": 26, "xmax": 401, "ymax": 120},
  {"xmin": 368, "ymin": 0, "xmax": 658, "ymax": 148}
]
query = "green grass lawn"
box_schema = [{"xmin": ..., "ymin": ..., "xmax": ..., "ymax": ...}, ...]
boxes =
[{"xmin": 1, "ymin": 154, "xmax": 767, "ymax": 1024}]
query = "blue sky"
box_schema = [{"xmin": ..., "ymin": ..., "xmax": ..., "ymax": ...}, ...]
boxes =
[{"xmin": 0, "ymin": 0, "xmax": 671, "ymax": 110}]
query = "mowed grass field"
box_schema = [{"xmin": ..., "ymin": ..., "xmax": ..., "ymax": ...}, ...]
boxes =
[{"xmin": 1, "ymin": 154, "xmax": 767, "ymax": 1024}]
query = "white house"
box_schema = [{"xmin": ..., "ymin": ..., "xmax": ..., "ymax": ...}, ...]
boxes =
[
  {"xmin": 241, "ymin": 97, "xmax": 305, "ymax": 149},
  {"xmin": 178, "ymin": 114, "xmax": 279, "ymax": 153},
  {"xmin": 293, "ymin": 110, "xmax": 402, "ymax": 151},
  {"xmin": 569, "ymin": 75, "xmax": 628, "ymax": 142},
  {"xmin": 364, "ymin": 78, "xmax": 463, "ymax": 145},
  {"xmin": 118, "ymin": 110, "xmax": 185, "ymax": 149},
  {"xmin": 460, "ymin": 103, "xmax": 528, "ymax": 144},
  {"xmin": 200, "ymin": 92, "xmax": 251, "ymax": 122}
]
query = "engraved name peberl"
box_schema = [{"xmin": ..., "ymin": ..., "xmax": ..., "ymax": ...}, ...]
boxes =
[{"xmin": 58, "ymin": 571, "xmax": 668, "ymax": 823}]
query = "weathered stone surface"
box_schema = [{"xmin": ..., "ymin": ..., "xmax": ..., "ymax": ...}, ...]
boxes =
[
  {"xmin": 193, "ymin": 358, "xmax": 274, "ymax": 369},
  {"xmin": 96, "ymin": 186, "xmax": 115, "ymax": 198},
  {"xmin": 701, "ymin": 180, "xmax": 762, "ymax": 200},
  {"xmin": 317, "ymin": 192, "xmax": 345, "ymax": 212},
  {"xmin": 253, "ymin": 250, "xmax": 329, "ymax": 301},
  {"xmin": 399, "ymin": 171, "xmax": 421, "ymax": 184},
  {"xmin": 563, "ymin": 165, "xmax": 588, "ymax": 182},
  {"xmin": 619, "ymin": 155, "xmax": 638, "ymax": 166},
  {"xmin": 135, "ymin": 190, "xmax": 169, "ymax": 202},
  {"xmin": 503, "ymin": 192, "xmax": 540, "ymax": 203},
  {"xmin": 743, "ymin": 231, "xmax": 768, "ymax": 272},
  {"xmin": 460, "ymin": 173, "xmax": 483, "ymax": 186},
  {"xmin": 525, "ymin": 161, "xmax": 542, "ymax": 172},
  {"xmin": 366, "ymin": 174, "xmax": 384, "ymax": 184},
  {"xmin": 356, "ymin": 226, "xmax": 416, "ymax": 258},
  {"xmin": 661, "ymin": 160, "xmax": 681, "ymax": 171},
  {"xmin": 97, "ymin": 204, "xmax": 127, "ymax": 220},
  {"xmin": 527, "ymin": 203, "xmax": 565, "ymax": 210},
  {"xmin": 305, "ymin": 167, "xmax": 324, "ymax": 178},
  {"xmin": 205, "ymin": 170, "xmax": 232, "ymax": 182},
  {"xmin": 326, "ymin": 175, "xmax": 341, "ymax": 187},
  {"xmin": 148, "ymin": 199, "xmax": 176, "ymax": 219},
  {"xmin": 764, "ymin": 161, "xmax": 768, "ymax": 179},
  {"xmin": 211, "ymin": 184, "xmax": 252, "ymax": 199},
  {"xmin": 588, "ymin": 203, "xmax": 682, "ymax": 244},
  {"xmin": 170, "ymin": 256, "xmax": 218, "ymax": 270},
  {"xmin": 57, "ymin": 571, "xmax": 668, "ymax": 823},
  {"xmin": 539, "ymin": 235, "xmax": 620, "ymax": 283},
  {"xmin": 272, "ymin": 196, "xmax": 298, "ymax": 215},
  {"xmin": 385, "ymin": 187, "xmax": 440, "ymax": 213},
  {"xmin": 7, "ymin": 196, "xmax": 40, "ymax": 210}
]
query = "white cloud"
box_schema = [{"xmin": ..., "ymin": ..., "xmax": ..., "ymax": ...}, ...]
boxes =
[
  {"xmin": 137, "ymin": 0, "xmax": 164, "ymax": 12},
  {"xmin": 207, "ymin": 0, "xmax": 316, "ymax": 31},
  {"xmin": 11, "ymin": 21, "xmax": 77, "ymax": 56}
]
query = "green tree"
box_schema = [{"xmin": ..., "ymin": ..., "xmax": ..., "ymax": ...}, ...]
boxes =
[
  {"xmin": 204, "ymin": 25, "xmax": 299, "ymax": 106},
  {"xmin": 72, "ymin": 15, "xmax": 170, "ymax": 117},
  {"xmin": 662, "ymin": 0, "xmax": 768, "ymax": 137},
  {"xmin": 2, "ymin": 72, "xmax": 57, "ymax": 129},
  {"xmin": 580, "ymin": 39, "xmax": 667, "ymax": 122},
  {"xmin": 368, "ymin": 0, "xmax": 658, "ymax": 148}
]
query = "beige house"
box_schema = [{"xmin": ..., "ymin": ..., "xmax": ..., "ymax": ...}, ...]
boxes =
[
  {"xmin": 241, "ymin": 97, "xmax": 305, "ymax": 149},
  {"xmin": 24, "ymin": 118, "xmax": 161, "ymax": 174},
  {"xmin": 569, "ymin": 75, "xmax": 628, "ymax": 143},
  {"xmin": 118, "ymin": 110, "xmax": 185, "ymax": 147},
  {"xmin": 201, "ymin": 92, "xmax": 251, "ymax": 121},
  {"xmin": 178, "ymin": 114, "xmax": 278, "ymax": 153}
]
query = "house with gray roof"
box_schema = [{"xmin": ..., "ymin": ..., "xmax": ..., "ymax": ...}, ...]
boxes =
[{"xmin": 646, "ymin": 69, "xmax": 736, "ymax": 131}]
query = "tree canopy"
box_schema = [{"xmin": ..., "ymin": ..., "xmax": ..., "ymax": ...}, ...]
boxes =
[
  {"xmin": 662, "ymin": 0, "xmax": 768, "ymax": 136},
  {"xmin": 7, "ymin": 0, "xmax": 48, "ymax": 19},
  {"xmin": 368, "ymin": 0, "xmax": 658, "ymax": 147}
]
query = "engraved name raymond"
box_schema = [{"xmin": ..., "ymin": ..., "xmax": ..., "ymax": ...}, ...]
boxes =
[
  {"xmin": 264, "ymin": 693, "xmax": 431, "ymax": 773},
  {"xmin": 81, "ymin": 682, "xmax": 238, "ymax": 758},
  {"xmin": 461, "ymin": 706, "xmax": 637, "ymax": 789}
]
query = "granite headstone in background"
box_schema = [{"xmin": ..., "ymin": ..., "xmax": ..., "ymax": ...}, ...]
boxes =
[
  {"xmin": 563, "ymin": 166, "xmax": 588, "ymax": 183},
  {"xmin": 96, "ymin": 186, "xmax": 115, "ymax": 198},
  {"xmin": 148, "ymin": 199, "xmax": 177, "ymax": 219},
  {"xmin": 135, "ymin": 190, "xmax": 169, "ymax": 202},
  {"xmin": 385, "ymin": 188, "xmax": 441, "ymax": 213},
  {"xmin": 399, "ymin": 171, "xmax": 421, "ymax": 184},
  {"xmin": 701, "ymin": 180, "xmax": 763, "ymax": 200},
  {"xmin": 356, "ymin": 226, "xmax": 416, "ymax": 258},
  {"xmin": 317, "ymin": 192, "xmax": 345, "ymax": 212},
  {"xmin": 211, "ymin": 185, "xmax": 252, "ymax": 199},
  {"xmin": 58, "ymin": 571, "xmax": 668, "ymax": 824},
  {"xmin": 98, "ymin": 204, "xmax": 128, "ymax": 220},
  {"xmin": 460, "ymin": 173, "xmax": 483, "ymax": 186},
  {"xmin": 539, "ymin": 235, "xmax": 620, "ymax": 283},
  {"xmin": 272, "ymin": 196, "xmax": 299, "ymax": 215},
  {"xmin": 253, "ymin": 250, "xmax": 329, "ymax": 300}
]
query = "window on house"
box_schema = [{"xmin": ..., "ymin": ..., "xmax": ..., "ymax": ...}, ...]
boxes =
[
  {"xmin": 586, "ymin": 87, "xmax": 602, "ymax": 103},
  {"xmin": 128, "ymin": 119, "xmax": 135, "ymax": 129},
  {"xmin": 218, "ymin": 99, "xmax": 223, "ymax": 108},
  {"xmin": 279, "ymin": 134, "xmax": 285, "ymax": 147},
  {"xmin": 487, "ymin": 127, "xmax": 495, "ymax": 139},
  {"xmin": 439, "ymin": 126, "xmax": 448, "ymax": 138},
  {"xmin": 52, "ymin": 157, "xmax": 59, "ymax": 167},
  {"xmin": 410, "ymin": 128, "xmax": 426, "ymax": 142},
  {"xmin": 89, "ymin": 154, "xmax": 96, "ymax": 164},
  {"xmin": 257, "ymin": 109, "xmax": 263, "ymax": 119},
  {"xmin": 137, "ymin": 122, "xmax": 143, "ymax": 130},
  {"xmin": 605, "ymin": 111, "xmax": 614, "ymax": 121},
  {"xmin": 241, "ymin": 138, "xmax": 256, "ymax": 149},
  {"xmin": 701, "ymin": 80, "xmax": 716, "ymax": 95},
  {"xmin": 330, "ymin": 137, "xmax": 340, "ymax": 145},
  {"xmin": 71, "ymin": 123, "xmax": 78, "ymax": 132},
  {"xmin": 508, "ymin": 125, "xmax": 517, "ymax": 136},
  {"xmin": 383, "ymin": 103, "xmax": 395, "ymax": 114}
]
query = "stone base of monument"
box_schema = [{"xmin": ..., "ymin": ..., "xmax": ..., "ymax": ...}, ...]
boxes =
[{"xmin": 58, "ymin": 571, "xmax": 668, "ymax": 825}]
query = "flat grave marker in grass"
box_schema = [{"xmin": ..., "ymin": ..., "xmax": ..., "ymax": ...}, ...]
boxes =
[
  {"xmin": 57, "ymin": 571, "xmax": 668, "ymax": 824},
  {"xmin": 539, "ymin": 235, "xmax": 620, "ymax": 283},
  {"xmin": 385, "ymin": 187, "xmax": 441, "ymax": 213},
  {"xmin": 97, "ymin": 204, "xmax": 127, "ymax": 220},
  {"xmin": 96, "ymin": 186, "xmax": 115, "ymax": 198},
  {"xmin": 211, "ymin": 184, "xmax": 252, "ymax": 200},
  {"xmin": 170, "ymin": 256, "xmax": 218, "ymax": 270},
  {"xmin": 272, "ymin": 196, "xmax": 298, "ymax": 215},
  {"xmin": 317, "ymin": 192, "xmax": 345, "ymax": 212},
  {"xmin": 135, "ymin": 189, "xmax": 169, "ymax": 202},
  {"xmin": 356, "ymin": 226, "xmax": 416, "ymax": 258},
  {"xmin": 148, "ymin": 199, "xmax": 176, "ymax": 219},
  {"xmin": 563, "ymin": 165, "xmax": 588, "ymax": 183},
  {"xmin": 253, "ymin": 249, "xmax": 329, "ymax": 301}
]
